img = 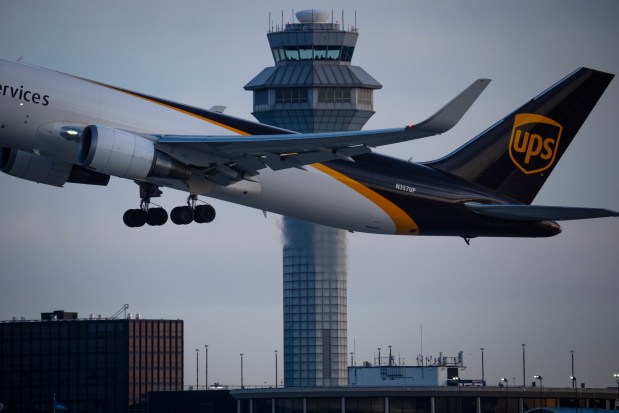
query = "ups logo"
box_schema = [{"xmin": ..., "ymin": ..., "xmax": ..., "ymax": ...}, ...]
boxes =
[{"xmin": 509, "ymin": 113, "xmax": 563, "ymax": 175}]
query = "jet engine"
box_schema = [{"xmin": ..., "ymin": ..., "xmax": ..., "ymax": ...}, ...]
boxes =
[
  {"xmin": 78, "ymin": 125, "xmax": 191, "ymax": 180},
  {"xmin": 0, "ymin": 147, "xmax": 110, "ymax": 187}
]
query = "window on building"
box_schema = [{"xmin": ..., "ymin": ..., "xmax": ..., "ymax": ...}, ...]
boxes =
[
  {"xmin": 345, "ymin": 397, "xmax": 385, "ymax": 413},
  {"xmin": 276, "ymin": 88, "xmax": 308, "ymax": 104},
  {"xmin": 358, "ymin": 89, "xmax": 373, "ymax": 105},
  {"xmin": 318, "ymin": 88, "xmax": 351, "ymax": 103},
  {"xmin": 284, "ymin": 47, "xmax": 300, "ymax": 61},
  {"xmin": 254, "ymin": 90, "xmax": 268, "ymax": 106},
  {"xmin": 341, "ymin": 46, "xmax": 355, "ymax": 61},
  {"xmin": 306, "ymin": 398, "xmax": 340, "ymax": 413},
  {"xmin": 271, "ymin": 46, "xmax": 354, "ymax": 62}
]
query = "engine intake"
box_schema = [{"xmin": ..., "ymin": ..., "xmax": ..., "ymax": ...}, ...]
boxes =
[{"xmin": 78, "ymin": 125, "xmax": 191, "ymax": 180}]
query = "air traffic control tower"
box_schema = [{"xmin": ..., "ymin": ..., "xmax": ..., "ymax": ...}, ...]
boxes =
[{"xmin": 245, "ymin": 9, "xmax": 381, "ymax": 387}]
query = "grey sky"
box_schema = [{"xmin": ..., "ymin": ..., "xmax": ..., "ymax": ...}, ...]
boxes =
[{"xmin": 0, "ymin": 1, "xmax": 618, "ymax": 388}]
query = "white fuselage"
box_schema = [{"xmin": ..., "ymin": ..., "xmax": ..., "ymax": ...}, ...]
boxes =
[{"xmin": 0, "ymin": 59, "xmax": 396, "ymax": 234}]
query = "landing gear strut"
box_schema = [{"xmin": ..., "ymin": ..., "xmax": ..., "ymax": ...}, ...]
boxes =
[
  {"xmin": 123, "ymin": 182, "xmax": 168, "ymax": 227},
  {"xmin": 123, "ymin": 182, "xmax": 216, "ymax": 228}
]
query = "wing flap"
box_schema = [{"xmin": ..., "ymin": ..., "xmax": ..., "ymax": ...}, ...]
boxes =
[{"xmin": 465, "ymin": 202, "xmax": 619, "ymax": 221}]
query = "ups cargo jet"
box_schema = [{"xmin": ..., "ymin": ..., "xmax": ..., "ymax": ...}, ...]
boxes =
[{"xmin": 0, "ymin": 57, "xmax": 617, "ymax": 240}]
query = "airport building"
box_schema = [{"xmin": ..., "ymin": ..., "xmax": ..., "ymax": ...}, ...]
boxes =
[
  {"xmin": 147, "ymin": 386, "xmax": 618, "ymax": 413},
  {"xmin": 348, "ymin": 352, "xmax": 468, "ymax": 387},
  {"xmin": 245, "ymin": 9, "xmax": 381, "ymax": 387},
  {"xmin": 0, "ymin": 310, "xmax": 183, "ymax": 413}
]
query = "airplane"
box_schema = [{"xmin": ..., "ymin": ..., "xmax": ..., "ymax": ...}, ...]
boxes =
[{"xmin": 0, "ymin": 57, "xmax": 617, "ymax": 241}]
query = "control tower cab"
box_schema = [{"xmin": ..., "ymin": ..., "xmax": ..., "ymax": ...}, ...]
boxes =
[{"xmin": 245, "ymin": 9, "xmax": 382, "ymax": 133}]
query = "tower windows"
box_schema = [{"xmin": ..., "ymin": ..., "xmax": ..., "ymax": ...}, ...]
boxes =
[
  {"xmin": 271, "ymin": 46, "xmax": 355, "ymax": 63},
  {"xmin": 254, "ymin": 89, "xmax": 268, "ymax": 106},
  {"xmin": 318, "ymin": 88, "xmax": 351, "ymax": 104},
  {"xmin": 276, "ymin": 88, "xmax": 308, "ymax": 103},
  {"xmin": 358, "ymin": 88, "xmax": 373, "ymax": 105}
]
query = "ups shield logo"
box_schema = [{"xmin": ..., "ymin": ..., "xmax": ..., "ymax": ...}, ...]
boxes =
[{"xmin": 509, "ymin": 113, "xmax": 563, "ymax": 175}]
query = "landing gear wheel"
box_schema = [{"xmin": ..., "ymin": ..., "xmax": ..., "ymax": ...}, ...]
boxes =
[
  {"xmin": 146, "ymin": 207, "xmax": 168, "ymax": 226},
  {"xmin": 123, "ymin": 209, "xmax": 147, "ymax": 227},
  {"xmin": 171, "ymin": 206, "xmax": 194, "ymax": 225},
  {"xmin": 194, "ymin": 204, "xmax": 216, "ymax": 223}
]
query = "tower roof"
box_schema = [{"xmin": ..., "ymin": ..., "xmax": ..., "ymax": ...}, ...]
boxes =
[{"xmin": 244, "ymin": 64, "xmax": 382, "ymax": 90}]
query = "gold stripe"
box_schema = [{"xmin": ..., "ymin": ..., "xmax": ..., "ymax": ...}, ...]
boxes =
[
  {"xmin": 312, "ymin": 164, "xmax": 419, "ymax": 235},
  {"xmin": 86, "ymin": 79, "xmax": 251, "ymax": 136}
]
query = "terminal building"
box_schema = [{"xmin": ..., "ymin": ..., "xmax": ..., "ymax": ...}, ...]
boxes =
[
  {"xmin": 0, "ymin": 310, "xmax": 183, "ymax": 413},
  {"xmin": 147, "ymin": 387, "xmax": 618, "ymax": 413}
]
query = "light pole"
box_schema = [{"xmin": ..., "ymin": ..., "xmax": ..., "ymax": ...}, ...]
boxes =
[
  {"xmin": 274, "ymin": 350, "xmax": 278, "ymax": 388},
  {"xmin": 570, "ymin": 376, "xmax": 578, "ymax": 411},
  {"xmin": 480, "ymin": 347, "xmax": 485, "ymax": 385},
  {"xmin": 534, "ymin": 375, "xmax": 543, "ymax": 408},
  {"xmin": 454, "ymin": 376, "xmax": 461, "ymax": 413},
  {"xmin": 570, "ymin": 350, "xmax": 575, "ymax": 388},
  {"xmin": 501, "ymin": 377, "xmax": 509, "ymax": 411},
  {"xmin": 522, "ymin": 344, "xmax": 526, "ymax": 387},
  {"xmin": 613, "ymin": 374, "xmax": 619, "ymax": 409},
  {"xmin": 240, "ymin": 353, "xmax": 244, "ymax": 389},
  {"xmin": 195, "ymin": 348, "xmax": 199, "ymax": 390},
  {"xmin": 378, "ymin": 347, "xmax": 381, "ymax": 366},
  {"xmin": 205, "ymin": 345, "xmax": 208, "ymax": 390}
]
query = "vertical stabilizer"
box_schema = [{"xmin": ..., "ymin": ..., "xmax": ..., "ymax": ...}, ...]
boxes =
[{"xmin": 428, "ymin": 68, "xmax": 613, "ymax": 204}]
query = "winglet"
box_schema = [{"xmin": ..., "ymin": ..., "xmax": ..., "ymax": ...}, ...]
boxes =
[{"xmin": 413, "ymin": 79, "xmax": 491, "ymax": 134}]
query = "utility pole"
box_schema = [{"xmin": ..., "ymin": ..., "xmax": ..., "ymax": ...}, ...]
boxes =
[
  {"xmin": 275, "ymin": 350, "xmax": 278, "ymax": 388},
  {"xmin": 205, "ymin": 345, "xmax": 208, "ymax": 390},
  {"xmin": 522, "ymin": 344, "xmax": 526, "ymax": 387},
  {"xmin": 480, "ymin": 347, "xmax": 485, "ymax": 385},
  {"xmin": 570, "ymin": 350, "xmax": 575, "ymax": 388},
  {"xmin": 195, "ymin": 348, "xmax": 199, "ymax": 390},
  {"xmin": 240, "ymin": 353, "xmax": 244, "ymax": 389}
]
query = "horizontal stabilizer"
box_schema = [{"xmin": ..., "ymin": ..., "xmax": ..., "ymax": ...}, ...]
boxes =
[{"xmin": 465, "ymin": 202, "xmax": 619, "ymax": 221}]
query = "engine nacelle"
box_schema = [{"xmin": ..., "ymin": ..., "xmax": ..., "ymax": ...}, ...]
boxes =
[
  {"xmin": 0, "ymin": 147, "xmax": 110, "ymax": 187},
  {"xmin": 78, "ymin": 125, "xmax": 191, "ymax": 180}
]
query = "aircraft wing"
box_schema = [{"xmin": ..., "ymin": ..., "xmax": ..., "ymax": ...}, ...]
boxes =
[
  {"xmin": 156, "ymin": 79, "xmax": 490, "ymax": 185},
  {"xmin": 465, "ymin": 203, "xmax": 619, "ymax": 221}
]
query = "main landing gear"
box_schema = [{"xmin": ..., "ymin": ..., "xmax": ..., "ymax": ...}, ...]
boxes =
[{"xmin": 123, "ymin": 182, "xmax": 216, "ymax": 228}]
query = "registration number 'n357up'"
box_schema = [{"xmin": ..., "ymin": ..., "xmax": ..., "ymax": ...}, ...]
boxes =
[{"xmin": 395, "ymin": 183, "xmax": 416, "ymax": 193}]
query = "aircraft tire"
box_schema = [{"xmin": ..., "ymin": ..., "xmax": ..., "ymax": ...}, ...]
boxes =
[
  {"xmin": 146, "ymin": 208, "xmax": 168, "ymax": 226},
  {"xmin": 194, "ymin": 204, "xmax": 216, "ymax": 223},
  {"xmin": 123, "ymin": 209, "xmax": 147, "ymax": 227},
  {"xmin": 171, "ymin": 206, "xmax": 194, "ymax": 225}
]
